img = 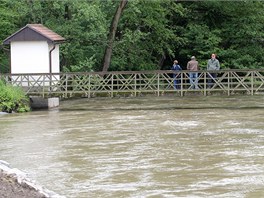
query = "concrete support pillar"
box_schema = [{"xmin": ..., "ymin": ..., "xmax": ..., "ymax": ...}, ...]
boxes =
[{"xmin": 30, "ymin": 97, "xmax": 59, "ymax": 109}]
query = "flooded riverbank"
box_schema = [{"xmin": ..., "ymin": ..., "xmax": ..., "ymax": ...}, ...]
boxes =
[{"xmin": 0, "ymin": 95, "xmax": 264, "ymax": 197}]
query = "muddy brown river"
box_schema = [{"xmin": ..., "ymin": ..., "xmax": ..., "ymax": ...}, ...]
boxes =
[{"xmin": 0, "ymin": 95, "xmax": 264, "ymax": 197}]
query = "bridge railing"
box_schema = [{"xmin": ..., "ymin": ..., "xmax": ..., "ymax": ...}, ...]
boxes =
[{"xmin": 1, "ymin": 69, "xmax": 264, "ymax": 98}]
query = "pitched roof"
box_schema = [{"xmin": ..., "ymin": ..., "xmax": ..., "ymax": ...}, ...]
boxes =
[{"xmin": 3, "ymin": 24, "xmax": 65, "ymax": 44}]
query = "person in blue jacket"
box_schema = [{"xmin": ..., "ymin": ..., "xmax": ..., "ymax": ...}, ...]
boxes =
[{"xmin": 171, "ymin": 60, "xmax": 182, "ymax": 89}]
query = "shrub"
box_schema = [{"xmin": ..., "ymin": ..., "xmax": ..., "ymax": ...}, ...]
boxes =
[{"xmin": 0, "ymin": 80, "xmax": 31, "ymax": 113}]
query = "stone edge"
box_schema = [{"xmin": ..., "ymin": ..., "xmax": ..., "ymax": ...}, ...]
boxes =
[{"xmin": 0, "ymin": 160, "xmax": 65, "ymax": 198}]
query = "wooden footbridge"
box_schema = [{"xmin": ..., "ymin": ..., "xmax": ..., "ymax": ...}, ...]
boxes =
[{"xmin": 1, "ymin": 69, "xmax": 264, "ymax": 98}]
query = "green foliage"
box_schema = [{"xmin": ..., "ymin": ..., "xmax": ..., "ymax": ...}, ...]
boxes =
[
  {"xmin": 64, "ymin": 56, "xmax": 96, "ymax": 72},
  {"xmin": 55, "ymin": 0, "xmax": 108, "ymax": 71},
  {"xmin": 110, "ymin": 0, "xmax": 183, "ymax": 70},
  {"xmin": 1, "ymin": 0, "xmax": 264, "ymax": 71},
  {"xmin": 0, "ymin": 0, "xmax": 23, "ymax": 73},
  {"xmin": 180, "ymin": 24, "xmax": 222, "ymax": 59},
  {"xmin": 0, "ymin": 80, "xmax": 30, "ymax": 113}
]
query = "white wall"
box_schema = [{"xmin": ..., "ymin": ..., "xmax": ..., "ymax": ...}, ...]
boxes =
[
  {"xmin": 11, "ymin": 41, "xmax": 49, "ymax": 74},
  {"xmin": 49, "ymin": 44, "xmax": 60, "ymax": 73},
  {"xmin": 49, "ymin": 44, "xmax": 60, "ymax": 86},
  {"xmin": 10, "ymin": 41, "xmax": 61, "ymax": 87}
]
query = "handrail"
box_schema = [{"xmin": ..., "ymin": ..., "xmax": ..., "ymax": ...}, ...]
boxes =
[{"xmin": 1, "ymin": 68, "xmax": 264, "ymax": 75}]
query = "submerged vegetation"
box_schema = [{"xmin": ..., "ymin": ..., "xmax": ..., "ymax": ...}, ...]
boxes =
[{"xmin": 0, "ymin": 80, "xmax": 30, "ymax": 113}]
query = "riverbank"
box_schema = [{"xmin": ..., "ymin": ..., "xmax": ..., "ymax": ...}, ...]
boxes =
[
  {"xmin": 0, "ymin": 171, "xmax": 45, "ymax": 198},
  {"xmin": 0, "ymin": 80, "xmax": 30, "ymax": 113},
  {"xmin": 0, "ymin": 161, "xmax": 64, "ymax": 198}
]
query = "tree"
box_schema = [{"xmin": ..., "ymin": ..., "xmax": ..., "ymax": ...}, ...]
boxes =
[
  {"xmin": 102, "ymin": 0, "xmax": 128, "ymax": 72},
  {"xmin": 1, "ymin": 0, "xmax": 264, "ymax": 72},
  {"xmin": 0, "ymin": 0, "xmax": 24, "ymax": 73},
  {"xmin": 179, "ymin": 1, "xmax": 264, "ymax": 69},
  {"xmin": 109, "ymin": 0, "xmax": 184, "ymax": 71}
]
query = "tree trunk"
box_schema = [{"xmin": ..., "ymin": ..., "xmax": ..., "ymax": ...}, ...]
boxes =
[
  {"xmin": 102, "ymin": 0, "xmax": 128, "ymax": 72},
  {"xmin": 159, "ymin": 54, "xmax": 166, "ymax": 69}
]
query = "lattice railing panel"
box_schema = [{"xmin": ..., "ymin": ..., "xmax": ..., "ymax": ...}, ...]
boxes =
[{"xmin": 1, "ymin": 69, "xmax": 264, "ymax": 97}]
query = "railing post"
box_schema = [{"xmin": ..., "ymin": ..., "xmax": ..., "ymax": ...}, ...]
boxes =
[
  {"xmin": 227, "ymin": 71, "xmax": 230, "ymax": 96},
  {"xmin": 157, "ymin": 73, "xmax": 160, "ymax": 96},
  {"xmin": 42, "ymin": 75, "xmax": 45, "ymax": 98},
  {"xmin": 180, "ymin": 72, "xmax": 183, "ymax": 97},
  {"xmin": 251, "ymin": 71, "xmax": 254, "ymax": 95},
  {"xmin": 111, "ymin": 74, "xmax": 114, "ymax": 98},
  {"xmin": 204, "ymin": 71, "xmax": 207, "ymax": 96},
  {"xmin": 65, "ymin": 74, "xmax": 68, "ymax": 98},
  {"xmin": 134, "ymin": 74, "xmax": 137, "ymax": 97},
  {"xmin": 88, "ymin": 74, "xmax": 91, "ymax": 98}
]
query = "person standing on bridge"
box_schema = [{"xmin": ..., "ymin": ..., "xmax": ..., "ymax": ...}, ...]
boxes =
[
  {"xmin": 207, "ymin": 53, "xmax": 220, "ymax": 88},
  {"xmin": 187, "ymin": 56, "xmax": 199, "ymax": 89},
  {"xmin": 171, "ymin": 60, "xmax": 182, "ymax": 89}
]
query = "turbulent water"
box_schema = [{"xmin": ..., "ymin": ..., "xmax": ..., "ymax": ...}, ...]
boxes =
[{"xmin": 0, "ymin": 95, "xmax": 264, "ymax": 198}]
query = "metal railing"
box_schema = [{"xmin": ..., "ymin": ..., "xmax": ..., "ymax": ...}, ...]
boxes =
[{"xmin": 1, "ymin": 69, "xmax": 264, "ymax": 98}]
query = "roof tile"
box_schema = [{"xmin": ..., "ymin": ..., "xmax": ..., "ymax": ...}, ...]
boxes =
[
  {"xmin": 27, "ymin": 24, "xmax": 65, "ymax": 42},
  {"xmin": 3, "ymin": 24, "xmax": 65, "ymax": 44}
]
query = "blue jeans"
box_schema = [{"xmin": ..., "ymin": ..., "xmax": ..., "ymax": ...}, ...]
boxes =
[
  {"xmin": 189, "ymin": 72, "xmax": 198, "ymax": 89},
  {"xmin": 173, "ymin": 74, "xmax": 181, "ymax": 89}
]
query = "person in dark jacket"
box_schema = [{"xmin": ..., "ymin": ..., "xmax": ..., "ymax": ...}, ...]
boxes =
[{"xmin": 171, "ymin": 60, "xmax": 182, "ymax": 89}]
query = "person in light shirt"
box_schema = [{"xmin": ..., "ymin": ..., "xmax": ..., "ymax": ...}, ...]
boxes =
[{"xmin": 207, "ymin": 53, "xmax": 220, "ymax": 88}]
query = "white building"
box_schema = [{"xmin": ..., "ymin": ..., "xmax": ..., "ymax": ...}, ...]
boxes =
[{"xmin": 3, "ymin": 24, "xmax": 65, "ymax": 86}]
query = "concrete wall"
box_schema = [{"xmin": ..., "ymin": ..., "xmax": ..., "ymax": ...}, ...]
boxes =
[{"xmin": 30, "ymin": 97, "xmax": 59, "ymax": 109}]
